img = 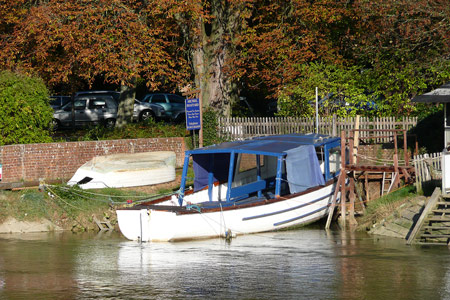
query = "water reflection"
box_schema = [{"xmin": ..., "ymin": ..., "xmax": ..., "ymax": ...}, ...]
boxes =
[
  {"xmin": 330, "ymin": 230, "xmax": 450, "ymax": 300},
  {"xmin": 0, "ymin": 229, "xmax": 449, "ymax": 299}
]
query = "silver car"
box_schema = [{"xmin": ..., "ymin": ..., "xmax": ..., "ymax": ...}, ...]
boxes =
[
  {"xmin": 52, "ymin": 95, "xmax": 118, "ymax": 129},
  {"xmin": 133, "ymin": 99, "xmax": 163, "ymax": 122},
  {"xmin": 141, "ymin": 93, "xmax": 185, "ymax": 122}
]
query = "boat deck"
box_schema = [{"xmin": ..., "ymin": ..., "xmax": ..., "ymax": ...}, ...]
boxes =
[{"xmin": 125, "ymin": 192, "xmax": 275, "ymax": 214}]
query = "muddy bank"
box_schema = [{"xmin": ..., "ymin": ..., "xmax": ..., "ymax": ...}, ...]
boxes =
[
  {"xmin": 0, "ymin": 208, "xmax": 119, "ymax": 234},
  {"xmin": 0, "ymin": 217, "xmax": 63, "ymax": 233}
]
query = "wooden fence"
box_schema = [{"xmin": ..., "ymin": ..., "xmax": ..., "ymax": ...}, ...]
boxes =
[
  {"xmin": 413, "ymin": 153, "xmax": 442, "ymax": 192},
  {"xmin": 218, "ymin": 116, "xmax": 418, "ymax": 142}
]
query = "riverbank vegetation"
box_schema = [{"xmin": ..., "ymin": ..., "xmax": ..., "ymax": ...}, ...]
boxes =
[
  {"xmin": 0, "ymin": 166, "xmax": 196, "ymax": 232},
  {"xmin": 356, "ymin": 185, "xmax": 418, "ymax": 230},
  {"xmin": 0, "ymin": 185, "xmax": 172, "ymax": 232}
]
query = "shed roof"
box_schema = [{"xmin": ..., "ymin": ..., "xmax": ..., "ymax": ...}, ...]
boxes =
[{"xmin": 412, "ymin": 82, "xmax": 450, "ymax": 103}]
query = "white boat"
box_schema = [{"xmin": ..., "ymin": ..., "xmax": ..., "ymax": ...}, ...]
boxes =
[
  {"xmin": 68, "ymin": 151, "xmax": 176, "ymax": 189},
  {"xmin": 116, "ymin": 134, "xmax": 341, "ymax": 242}
]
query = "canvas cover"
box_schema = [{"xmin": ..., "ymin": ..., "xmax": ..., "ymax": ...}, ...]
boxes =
[
  {"xmin": 193, "ymin": 153, "xmax": 231, "ymax": 191},
  {"xmin": 285, "ymin": 145, "xmax": 325, "ymax": 193}
]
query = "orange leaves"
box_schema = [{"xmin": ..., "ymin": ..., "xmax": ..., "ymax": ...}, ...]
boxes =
[
  {"xmin": 231, "ymin": 0, "xmax": 348, "ymax": 96},
  {"xmin": 0, "ymin": 0, "xmax": 184, "ymax": 91}
]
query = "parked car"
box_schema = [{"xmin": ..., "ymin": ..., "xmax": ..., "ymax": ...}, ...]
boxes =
[
  {"xmin": 50, "ymin": 95, "xmax": 71, "ymax": 109},
  {"xmin": 141, "ymin": 93, "xmax": 186, "ymax": 122},
  {"xmin": 76, "ymin": 91, "xmax": 158, "ymax": 122},
  {"xmin": 133, "ymin": 99, "xmax": 163, "ymax": 121},
  {"xmin": 52, "ymin": 94, "xmax": 118, "ymax": 130},
  {"xmin": 74, "ymin": 90, "xmax": 121, "ymax": 102}
]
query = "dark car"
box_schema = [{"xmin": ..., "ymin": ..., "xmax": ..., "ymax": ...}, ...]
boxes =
[
  {"xmin": 141, "ymin": 93, "xmax": 186, "ymax": 122},
  {"xmin": 50, "ymin": 96, "xmax": 71, "ymax": 109}
]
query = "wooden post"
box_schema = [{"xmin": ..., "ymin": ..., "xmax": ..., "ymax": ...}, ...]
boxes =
[
  {"xmin": 365, "ymin": 173, "xmax": 370, "ymax": 203},
  {"xmin": 349, "ymin": 173, "xmax": 355, "ymax": 218},
  {"xmin": 403, "ymin": 130, "xmax": 408, "ymax": 166},
  {"xmin": 340, "ymin": 130, "xmax": 346, "ymax": 228},
  {"xmin": 354, "ymin": 115, "xmax": 360, "ymax": 164},
  {"xmin": 349, "ymin": 131, "xmax": 354, "ymax": 165},
  {"xmin": 393, "ymin": 131, "xmax": 398, "ymax": 157},
  {"xmin": 393, "ymin": 153, "xmax": 400, "ymax": 188},
  {"xmin": 325, "ymin": 173, "xmax": 342, "ymax": 229}
]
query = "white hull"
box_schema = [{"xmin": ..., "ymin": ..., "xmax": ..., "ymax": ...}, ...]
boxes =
[
  {"xmin": 116, "ymin": 183, "xmax": 336, "ymax": 242},
  {"xmin": 68, "ymin": 151, "xmax": 176, "ymax": 189}
]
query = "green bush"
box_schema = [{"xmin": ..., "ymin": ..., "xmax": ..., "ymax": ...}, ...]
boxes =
[
  {"xmin": 203, "ymin": 108, "xmax": 226, "ymax": 146},
  {"xmin": 0, "ymin": 71, "xmax": 53, "ymax": 145},
  {"xmin": 79, "ymin": 118, "xmax": 187, "ymax": 141}
]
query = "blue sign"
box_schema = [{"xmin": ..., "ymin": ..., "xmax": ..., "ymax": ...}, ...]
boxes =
[{"xmin": 185, "ymin": 98, "xmax": 201, "ymax": 130}]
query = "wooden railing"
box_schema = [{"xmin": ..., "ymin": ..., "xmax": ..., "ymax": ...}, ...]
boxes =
[
  {"xmin": 218, "ymin": 116, "xmax": 418, "ymax": 142},
  {"xmin": 413, "ymin": 152, "xmax": 442, "ymax": 192}
]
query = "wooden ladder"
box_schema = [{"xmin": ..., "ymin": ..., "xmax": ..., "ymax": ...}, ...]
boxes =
[{"xmin": 381, "ymin": 171, "xmax": 397, "ymax": 196}]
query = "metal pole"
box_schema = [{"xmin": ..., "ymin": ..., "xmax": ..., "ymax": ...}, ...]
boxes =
[
  {"xmin": 315, "ymin": 87, "xmax": 319, "ymax": 134},
  {"xmin": 199, "ymin": 91, "xmax": 203, "ymax": 148}
]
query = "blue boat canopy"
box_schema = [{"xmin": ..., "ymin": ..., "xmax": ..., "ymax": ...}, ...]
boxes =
[
  {"xmin": 178, "ymin": 134, "xmax": 340, "ymax": 206},
  {"xmin": 187, "ymin": 133, "xmax": 339, "ymax": 156}
]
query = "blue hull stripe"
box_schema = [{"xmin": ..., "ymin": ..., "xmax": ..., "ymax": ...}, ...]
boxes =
[
  {"xmin": 242, "ymin": 190, "xmax": 334, "ymax": 221},
  {"xmin": 273, "ymin": 205, "xmax": 329, "ymax": 227}
]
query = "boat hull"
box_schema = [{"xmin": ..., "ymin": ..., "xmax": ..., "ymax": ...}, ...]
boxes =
[
  {"xmin": 116, "ymin": 183, "xmax": 336, "ymax": 242},
  {"xmin": 68, "ymin": 151, "xmax": 176, "ymax": 189}
]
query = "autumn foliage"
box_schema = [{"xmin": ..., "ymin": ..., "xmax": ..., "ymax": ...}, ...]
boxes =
[{"xmin": 1, "ymin": 0, "xmax": 450, "ymax": 117}]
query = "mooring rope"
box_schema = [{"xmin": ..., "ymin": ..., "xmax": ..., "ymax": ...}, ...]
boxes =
[
  {"xmin": 355, "ymin": 153, "xmax": 406, "ymax": 164},
  {"xmin": 44, "ymin": 183, "xmax": 187, "ymax": 206}
]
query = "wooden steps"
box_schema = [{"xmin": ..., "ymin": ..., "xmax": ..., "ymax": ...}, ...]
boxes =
[
  {"xmin": 423, "ymin": 226, "xmax": 450, "ymax": 230},
  {"xmin": 93, "ymin": 216, "xmax": 113, "ymax": 231},
  {"xmin": 407, "ymin": 188, "xmax": 450, "ymax": 245}
]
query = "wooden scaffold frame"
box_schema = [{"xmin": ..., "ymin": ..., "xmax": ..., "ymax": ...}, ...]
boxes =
[{"xmin": 326, "ymin": 128, "xmax": 417, "ymax": 229}]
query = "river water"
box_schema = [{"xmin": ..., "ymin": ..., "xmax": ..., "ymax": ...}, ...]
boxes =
[{"xmin": 0, "ymin": 227, "xmax": 449, "ymax": 300}]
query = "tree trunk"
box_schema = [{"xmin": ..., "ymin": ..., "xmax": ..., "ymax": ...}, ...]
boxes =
[
  {"xmin": 116, "ymin": 79, "xmax": 136, "ymax": 129},
  {"xmin": 193, "ymin": 1, "xmax": 241, "ymax": 118}
]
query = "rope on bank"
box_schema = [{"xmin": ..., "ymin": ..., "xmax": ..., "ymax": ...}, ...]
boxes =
[
  {"xmin": 43, "ymin": 184, "xmax": 184, "ymax": 206},
  {"xmin": 46, "ymin": 185, "xmax": 84, "ymax": 211}
]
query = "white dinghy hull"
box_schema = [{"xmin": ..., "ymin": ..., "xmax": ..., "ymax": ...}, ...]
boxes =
[{"xmin": 68, "ymin": 151, "xmax": 176, "ymax": 189}]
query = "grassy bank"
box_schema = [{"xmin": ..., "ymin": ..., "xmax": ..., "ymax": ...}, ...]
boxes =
[
  {"xmin": 0, "ymin": 166, "xmax": 193, "ymax": 232},
  {"xmin": 0, "ymin": 178, "xmax": 419, "ymax": 234},
  {"xmin": 357, "ymin": 185, "xmax": 418, "ymax": 230},
  {"xmin": 0, "ymin": 184, "xmax": 174, "ymax": 232}
]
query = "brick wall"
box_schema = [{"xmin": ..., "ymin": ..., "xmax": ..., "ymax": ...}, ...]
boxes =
[{"xmin": 0, "ymin": 138, "xmax": 185, "ymax": 183}]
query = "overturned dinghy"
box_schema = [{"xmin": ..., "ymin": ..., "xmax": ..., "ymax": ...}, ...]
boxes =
[{"xmin": 68, "ymin": 151, "xmax": 176, "ymax": 189}]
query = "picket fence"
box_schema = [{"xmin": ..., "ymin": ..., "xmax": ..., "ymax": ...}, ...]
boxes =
[
  {"xmin": 413, "ymin": 152, "xmax": 442, "ymax": 192},
  {"xmin": 218, "ymin": 116, "xmax": 418, "ymax": 142}
]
